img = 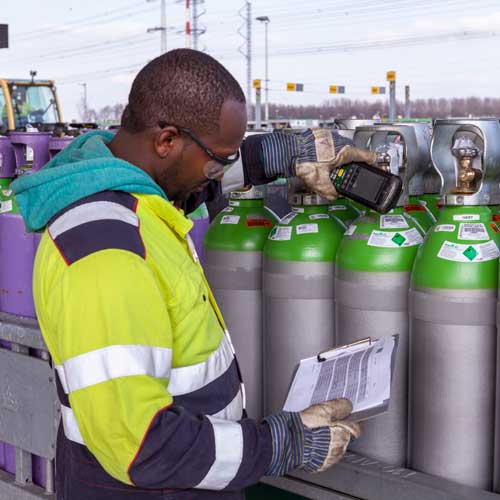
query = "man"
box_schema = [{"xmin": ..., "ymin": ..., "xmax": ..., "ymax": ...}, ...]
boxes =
[{"xmin": 13, "ymin": 49, "xmax": 375, "ymax": 499}]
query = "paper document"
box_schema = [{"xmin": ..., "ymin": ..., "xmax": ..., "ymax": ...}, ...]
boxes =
[{"xmin": 283, "ymin": 335, "xmax": 398, "ymax": 420}]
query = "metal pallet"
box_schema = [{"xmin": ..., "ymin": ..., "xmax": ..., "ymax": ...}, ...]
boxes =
[
  {"xmin": 1, "ymin": 313, "xmax": 499, "ymax": 500},
  {"xmin": 0, "ymin": 312, "xmax": 57, "ymax": 499},
  {"xmin": 263, "ymin": 452, "xmax": 500, "ymax": 500}
]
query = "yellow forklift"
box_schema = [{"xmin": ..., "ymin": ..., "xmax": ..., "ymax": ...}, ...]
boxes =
[{"xmin": 0, "ymin": 72, "xmax": 63, "ymax": 131}]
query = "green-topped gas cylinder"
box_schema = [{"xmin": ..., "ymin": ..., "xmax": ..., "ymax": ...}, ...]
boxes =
[
  {"xmin": 204, "ymin": 186, "xmax": 276, "ymax": 419},
  {"xmin": 335, "ymin": 122, "xmax": 431, "ymax": 466},
  {"xmin": 335, "ymin": 206, "xmax": 424, "ymax": 466},
  {"xmin": 405, "ymin": 194, "xmax": 436, "ymax": 232},
  {"xmin": 409, "ymin": 119, "xmax": 500, "ymax": 490},
  {"xmin": 328, "ymin": 196, "xmax": 362, "ymax": 227},
  {"xmin": 262, "ymin": 192, "xmax": 345, "ymax": 415}
]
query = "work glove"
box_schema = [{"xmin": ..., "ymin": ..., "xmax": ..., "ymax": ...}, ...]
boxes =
[
  {"xmin": 260, "ymin": 129, "xmax": 377, "ymax": 200},
  {"xmin": 264, "ymin": 398, "xmax": 361, "ymax": 476}
]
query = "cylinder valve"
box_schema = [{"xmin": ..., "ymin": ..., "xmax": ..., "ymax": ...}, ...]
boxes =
[{"xmin": 451, "ymin": 136, "xmax": 482, "ymax": 193}]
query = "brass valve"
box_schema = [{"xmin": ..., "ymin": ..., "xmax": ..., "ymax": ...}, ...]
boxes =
[{"xmin": 452, "ymin": 137, "xmax": 482, "ymax": 193}]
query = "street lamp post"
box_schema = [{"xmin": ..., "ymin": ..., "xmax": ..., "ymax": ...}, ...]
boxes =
[{"xmin": 256, "ymin": 16, "xmax": 270, "ymax": 127}]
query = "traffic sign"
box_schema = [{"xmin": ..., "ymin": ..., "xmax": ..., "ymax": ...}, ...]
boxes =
[
  {"xmin": 371, "ymin": 86, "xmax": 386, "ymax": 95},
  {"xmin": 386, "ymin": 71, "xmax": 396, "ymax": 82},
  {"xmin": 287, "ymin": 82, "xmax": 304, "ymax": 92},
  {"xmin": 253, "ymin": 79, "xmax": 261, "ymax": 89},
  {"xmin": 329, "ymin": 85, "xmax": 345, "ymax": 94}
]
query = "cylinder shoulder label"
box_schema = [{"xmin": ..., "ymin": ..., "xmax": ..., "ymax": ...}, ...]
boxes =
[
  {"xmin": 380, "ymin": 215, "xmax": 409, "ymax": 229},
  {"xmin": 0, "ymin": 199, "xmax": 12, "ymax": 213},
  {"xmin": 220, "ymin": 215, "xmax": 240, "ymax": 225},
  {"xmin": 453, "ymin": 214, "xmax": 480, "ymax": 221},
  {"xmin": 458, "ymin": 223, "xmax": 489, "ymax": 241},
  {"xmin": 268, "ymin": 226, "xmax": 292, "ymax": 241},
  {"xmin": 368, "ymin": 228, "xmax": 423, "ymax": 248},
  {"xmin": 309, "ymin": 213, "xmax": 330, "ymax": 220},
  {"xmin": 435, "ymin": 224, "xmax": 455, "ymax": 232},
  {"xmin": 296, "ymin": 223, "xmax": 318, "ymax": 235},
  {"xmin": 437, "ymin": 240, "xmax": 500, "ymax": 263}
]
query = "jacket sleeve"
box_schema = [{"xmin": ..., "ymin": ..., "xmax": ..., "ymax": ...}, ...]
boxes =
[
  {"xmin": 47, "ymin": 250, "xmax": 272, "ymax": 491},
  {"xmin": 184, "ymin": 132, "xmax": 293, "ymax": 215}
]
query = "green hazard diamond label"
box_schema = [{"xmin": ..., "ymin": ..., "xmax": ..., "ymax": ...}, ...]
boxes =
[
  {"xmin": 391, "ymin": 233, "xmax": 406, "ymax": 246},
  {"xmin": 463, "ymin": 245, "xmax": 478, "ymax": 261}
]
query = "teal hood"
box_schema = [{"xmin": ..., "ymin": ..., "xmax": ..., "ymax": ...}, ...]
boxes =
[{"xmin": 11, "ymin": 130, "xmax": 167, "ymax": 232}]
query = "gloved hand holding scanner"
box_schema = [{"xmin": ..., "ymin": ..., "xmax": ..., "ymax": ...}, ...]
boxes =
[{"xmin": 260, "ymin": 128, "xmax": 403, "ymax": 213}]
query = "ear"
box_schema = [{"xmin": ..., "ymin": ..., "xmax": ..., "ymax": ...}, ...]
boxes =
[{"xmin": 154, "ymin": 126, "xmax": 183, "ymax": 159}]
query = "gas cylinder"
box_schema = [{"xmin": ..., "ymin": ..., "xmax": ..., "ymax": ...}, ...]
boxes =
[
  {"xmin": 335, "ymin": 123, "xmax": 428, "ymax": 466},
  {"xmin": 0, "ymin": 136, "xmax": 16, "ymax": 479},
  {"xmin": 354, "ymin": 122, "xmax": 436, "ymax": 232},
  {"xmin": 204, "ymin": 186, "xmax": 276, "ymax": 418},
  {"xmin": 328, "ymin": 197, "xmax": 362, "ymax": 227},
  {"xmin": 49, "ymin": 135, "xmax": 73, "ymax": 159},
  {"xmin": 0, "ymin": 131, "xmax": 49, "ymax": 317},
  {"xmin": 1, "ymin": 132, "xmax": 50, "ymax": 487},
  {"xmin": 187, "ymin": 203, "xmax": 210, "ymax": 263},
  {"xmin": 410, "ymin": 118, "xmax": 500, "ymax": 490},
  {"xmin": 263, "ymin": 191, "xmax": 345, "ymax": 415}
]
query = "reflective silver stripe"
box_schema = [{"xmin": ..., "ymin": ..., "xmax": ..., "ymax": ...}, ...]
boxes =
[
  {"xmin": 61, "ymin": 405, "xmax": 85, "ymax": 445},
  {"xmin": 211, "ymin": 391, "xmax": 244, "ymax": 422},
  {"xmin": 56, "ymin": 345, "xmax": 172, "ymax": 393},
  {"xmin": 48, "ymin": 201, "xmax": 138, "ymax": 239},
  {"xmin": 195, "ymin": 416, "xmax": 243, "ymax": 490},
  {"xmin": 169, "ymin": 335, "xmax": 234, "ymax": 396}
]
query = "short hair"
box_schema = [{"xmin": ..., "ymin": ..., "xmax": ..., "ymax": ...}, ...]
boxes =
[{"xmin": 121, "ymin": 48, "xmax": 246, "ymax": 135}]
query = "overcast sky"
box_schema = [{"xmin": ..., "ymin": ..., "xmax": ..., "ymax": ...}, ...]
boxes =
[{"xmin": 2, "ymin": 0, "xmax": 500, "ymax": 121}]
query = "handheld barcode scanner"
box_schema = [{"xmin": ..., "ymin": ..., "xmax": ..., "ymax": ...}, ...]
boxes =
[
  {"xmin": 329, "ymin": 162, "xmax": 403, "ymax": 214},
  {"xmin": 330, "ymin": 122, "xmax": 438, "ymax": 214}
]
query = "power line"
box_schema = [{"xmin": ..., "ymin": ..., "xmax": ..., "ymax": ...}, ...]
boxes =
[
  {"xmin": 211, "ymin": 26, "xmax": 500, "ymax": 60},
  {"xmin": 12, "ymin": 2, "xmax": 166, "ymax": 42}
]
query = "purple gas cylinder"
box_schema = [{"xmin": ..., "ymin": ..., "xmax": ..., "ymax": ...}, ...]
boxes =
[
  {"xmin": 49, "ymin": 135, "xmax": 73, "ymax": 159},
  {"xmin": 0, "ymin": 138, "xmax": 17, "ymax": 476},
  {"xmin": 0, "ymin": 132, "xmax": 49, "ymax": 488},
  {"xmin": 187, "ymin": 203, "xmax": 210, "ymax": 263},
  {"xmin": 1, "ymin": 132, "xmax": 48, "ymax": 317}
]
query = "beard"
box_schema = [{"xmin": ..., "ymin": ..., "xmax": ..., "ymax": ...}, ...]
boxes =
[{"xmin": 158, "ymin": 160, "xmax": 210, "ymax": 204}]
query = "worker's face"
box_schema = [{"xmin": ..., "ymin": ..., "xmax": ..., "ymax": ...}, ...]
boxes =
[{"xmin": 153, "ymin": 99, "xmax": 247, "ymax": 202}]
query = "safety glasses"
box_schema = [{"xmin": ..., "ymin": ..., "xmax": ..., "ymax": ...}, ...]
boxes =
[{"xmin": 158, "ymin": 121, "xmax": 240, "ymax": 179}]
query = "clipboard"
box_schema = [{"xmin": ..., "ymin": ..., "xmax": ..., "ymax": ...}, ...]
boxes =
[
  {"xmin": 283, "ymin": 334, "xmax": 399, "ymax": 421},
  {"xmin": 317, "ymin": 338, "xmax": 372, "ymax": 362}
]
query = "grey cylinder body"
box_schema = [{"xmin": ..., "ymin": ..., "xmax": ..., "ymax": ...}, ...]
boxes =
[
  {"xmin": 263, "ymin": 260, "xmax": 335, "ymax": 415},
  {"xmin": 204, "ymin": 250, "xmax": 264, "ymax": 419},
  {"xmin": 409, "ymin": 287, "xmax": 496, "ymax": 490},
  {"xmin": 335, "ymin": 269, "xmax": 409, "ymax": 466}
]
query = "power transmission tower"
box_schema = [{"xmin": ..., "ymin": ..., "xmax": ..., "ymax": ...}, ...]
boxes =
[
  {"xmin": 192, "ymin": 0, "xmax": 206, "ymax": 50},
  {"xmin": 147, "ymin": 0, "xmax": 167, "ymax": 54},
  {"xmin": 238, "ymin": 1, "xmax": 252, "ymax": 119}
]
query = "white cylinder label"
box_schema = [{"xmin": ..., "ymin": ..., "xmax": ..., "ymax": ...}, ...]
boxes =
[{"xmin": 437, "ymin": 240, "xmax": 500, "ymax": 263}]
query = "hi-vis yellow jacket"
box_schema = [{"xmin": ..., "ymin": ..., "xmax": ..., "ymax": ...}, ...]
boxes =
[{"xmin": 34, "ymin": 190, "xmax": 272, "ymax": 495}]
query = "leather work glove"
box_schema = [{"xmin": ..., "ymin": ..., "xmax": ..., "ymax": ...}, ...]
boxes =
[
  {"xmin": 260, "ymin": 129, "xmax": 377, "ymax": 201},
  {"xmin": 264, "ymin": 398, "xmax": 361, "ymax": 476}
]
